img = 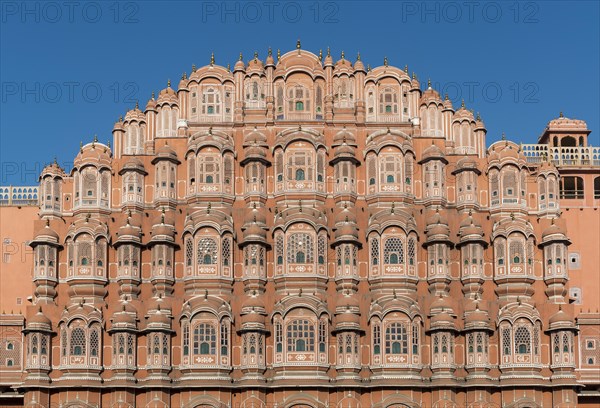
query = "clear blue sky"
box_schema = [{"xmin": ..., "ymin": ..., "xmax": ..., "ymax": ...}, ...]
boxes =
[{"xmin": 1, "ymin": 0, "xmax": 598, "ymax": 185}]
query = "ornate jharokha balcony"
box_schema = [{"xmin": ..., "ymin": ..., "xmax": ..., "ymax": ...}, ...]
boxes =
[{"xmin": 522, "ymin": 144, "xmax": 600, "ymax": 166}]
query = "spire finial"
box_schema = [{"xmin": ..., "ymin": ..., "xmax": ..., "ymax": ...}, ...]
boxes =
[
  {"xmin": 341, "ymin": 50, "xmax": 345, "ymax": 60},
  {"xmin": 226, "ymin": 63, "xmax": 230, "ymax": 72},
  {"xmin": 559, "ymin": 111, "xmax": 564, "ymax": 118},
  {"xmin": 152, "ymin": 91, "xmax": 155, "ymax": 99},
  {"xmin": 412, "ymin": 71, "xmax": 416, "ymax": 80},
  {"xmin": 268, "ymin": 46, "xmax": 272, "ymax": 57},
  {"xmin": 119, "ymin": 115, "xmax": 123, "ymax": 122},
  {"xmin": 445, "ymin": 93, "xmax": 449, "ymax": 101},
  {"xmin": 93, "ymin": 134, "xmax": 98, "ymax": 143},
  {"xmin": 135, "ymin": 100, "xmax": 139, "ymax": 109},
  {"xmin": 404, "ymin": 64, "xmax": 408, "ymax": 73},
  {"xmin": 356, "ymin": 51, "xmax": 361, "ymax": 61},
  {"xmin": 501, "ymin": 132, "xmax": 506, "ymax": 140},
  {"xmin": 384, "ymin": 56, "xmax": 388, "ymax": 66},
  {"xmin": 239, "ymin": 52, "xmax": 243, "ymax": 61},
  {"xmin": 192, "ymin": 64, "xmax": 196, "ymax": 72},
  {"xmin": 254, "ymin": 51, "xmax": 258, "ymax": 60},
  {"xmin": 210, "ymin": 52, "xmax": 215, "ymax": 65},
  {"xmin": 476, "ymin": 112, "xmax": 481, "ymax": 121},
  {"xmin": 367, "ymin": 64, "xmax": 371, "ymax": 72},
  {"xmin": 461, "ymin": 99, "xmax": 465, "ymax": 108},
  {"xmin": 318, "ymin": 49, "xmax": 322, "ymax": 61},
  {"xmin": 427, "ymin": 78, "xmax": 431, "ymax": 88},
  {"xmin": 167, "ymin": 79, "xmax": 171, "ymax": 87},
  {"xmin": 80, "ymin": 141, "xmax": 83, "ymax": 152},
  {"xmin": 277, "ymin": 49, "xmax": 281, "ymax": 61},
  {"xmin": 296, "ymin": 39, "xmax": 301, "ymax": 50}
]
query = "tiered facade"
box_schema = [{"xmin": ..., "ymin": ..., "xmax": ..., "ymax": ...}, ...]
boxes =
[{"xmin": 1, "ymin": 45, "xmax": 600, "ymax": 407}]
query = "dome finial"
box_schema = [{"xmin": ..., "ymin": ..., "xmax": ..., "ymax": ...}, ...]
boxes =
[
  {"xmin": 277, "ymin": 49, "xmax": 281, "ymax": 61},
  {"xmin": 80, "ymin": 141, "xmax": 83, "ymax": 153},
  {"xmin": 93, "ymin": 134, "xmax": 98, "ymax": 143},
  {"xmin": 404, "ymin": 64, "xmax": 408, "ymax": 73},
  {"xmin": 192, "ymin": 63, "xmax": 196, "ymax": 72},
  {"xmin": 559, "ymin": 111, "xmax": 564, "ymax": 118},
  {"xmin": 210, "ymin": 52, "xmax": 215, "ymax": 65},
  {"xmin": 135, "ymin": 100, "xmax": 139, "ymax": 109},
  {"xmin": 501, "ymin": 132, "xmax": 506, "ymax": 140},
  {"xmin": 239, "ymin": 52, "xmax": 243, "ymax": 61},
  {"xmin": 318, "ymin": 49, "xmax": 323, "ymax": 61},
  {"xmin": 167, "ymin": 78, "xmax": 171, "ymax": 87},
  {"xmin": 412, "ymin": 71, "xmax": 416, "ymax": 80},
  {"xmin": 296, "ymin": 39, "xmax": 301, "ymax": 49},
  {"xmin": 341, "ymin": 50, "xmax": 345, "ymax": 60},
  {"xmin": 254, "ymin": 51, "xmax": 258, "ymax": 60},
  {"xmin": 427, "ymin": 78, "xmax": 431, "ymax": 88},
  {"xmin": 476, "ymin": 112, "xmax": 481, "ymax": 121},
  {"xmin": 461, "ymin": 99, "xmax": 465, "ymax": 108},
  {"xmin": 367, "ymin": 64, "xmax": 371, "ymax": 72},
  {"xmin": 268, "ymin": 46, "xmax": 272, "ymax": 57},
  {"xmin": 384, "ymin": 56, "xmax": 388, "ymax": 66},
  {"xmin": 444, "ymin": 93, "xmax": 449, "ymax": 100},
  {"xmin": 327, "ymin": 46, "xmax": 331, "ymax": 57},
  {"xmin": 356, "ymin": 51, "xmax": 361, "ymax": 61},
  {"xmin": 151, "ymin": 91, "xmax": 155, "ymax": 99},
  {"xmin": 226, "ymin": 63, "xmax": 230, "ymax": 72}
]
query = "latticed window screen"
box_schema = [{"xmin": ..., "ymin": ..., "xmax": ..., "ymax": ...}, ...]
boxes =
[
  {"xmin": 318, "ymin": 320, "xmax": 327, "ymax": 352},
  {"xmin": 222, "ymin": 237, "xmax": 231, "ymax": 266},
  {"xmin": 185, "ymin": 239, "xmax": 193, "ymax": 266},
  {"xmin": 490, "ymin": 172, "xmax": 499, "ymax": 196},
  {"xmin": 379, "ymin": 88, "xmax": 398, "ymax": 114},
  {"xmin": 380, "ymin": 155, "xmax": 401, "ymax": 184},
  {"xmin": 501, "ymin": 327, "xmax": 511, "ymax": 355},
  {"xmin": 408, "ymin": 237, "xmax": 416, "ymax": 265},
  {"xmin": 193, "ymin": 323, "xmax": 216, "ymax": 355},
  {"xmin": 70, "ymin": 327, "xmax": 86, "ymax": 356},
  {"xmin": 412, "ymin": 323, "xmax": 419, "ymax": 354},
  {"xmin": 275, "ymin": 322, "xmax": 283, "ymax": 352},
  {"xmin": 286, "ymin": 319, "xmax": 315, "ymax": 352},
  {"xmin": 384, "ymin": 237, "xmax": 404, "ymax": 264},
  {"xmin": 373, "ymin": 324, "xmax": 381, "ymax": 354},
  {"xmin": 515, "ymin": 326, "xmax": 531, "ymax": 354},
  {"xmin": 287, "ymin": 233, "xmax": 314, "ymax": 264},
  {"xmin": 367, "ymin": 155, "xmax": 377, "ymax": 185},
  {"xmin": 385, "ymin": 322, "xmax": 408, "ymax": 354},
  {"xmin": 495, "ymin": 241, "xmax": 505, "ymax": 265},
  {"xmin": 317, "ymin": 235, "xmax": 326, "ymax": 265},
  {"xmin": 220, "ymin": 322, "xmax": 229, "ymax": 355},
  {"xmin": 276, "ymin": 235, "xmax": 284, "ymax": 265},
  {"xmin": 198, "ymin": 155, "xmax": 220, "ymax": 184},
  {"xmin": 197, "ymin": 238, "xmax": 218, "ymax": 265},
  {"xmin": 533, "ymin": 323, "xmax": 540, "ymax": 355},
  {"xmin": 370, "ymin": 237, "xmax": 380, "ymax": 265},
  {"xmin": 509, "ymin": 240, "xmax": 524, "ymax": 264},
  {"xmin": 503, "ymin": 170, "xmax": 517, "ymax": 195},
  {"xmin": 182, "ymin": 324, "xmax": 190, "ymax": 355},
  {"xmin": 90, "ymin": 328, "xmax": 99, "ymax": 356}
]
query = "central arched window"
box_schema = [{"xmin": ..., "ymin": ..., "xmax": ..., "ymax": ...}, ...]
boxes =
[
  {"xmin": 287, "ymin": 233, "xmax": 314, "ymax": 264},
  {"xmin": 515, "ymin": 326, "xmax": 531, "ymax": 354},
  {"xmin": 202, "ymin": 88, "xmax": 221, "ymax": 115},
  {"xmin": 288, "ymin": 85, "xmax": 310, "ymax": 113},
  {"xmin": 380, "ymin": 87, "xmax": 398, "ymax": 114},
  {"xmin": 286, "ymin": 319, "xmax": 315, "ymax": 352},
  {"xmin": 384, "ymin": 237, "xmax": 404, "ymax": 265},
  {"xmin": 385, "ymin": 322, "xmax": 408, "ymax": 354},
  {"xmin": 70, "ymin": 328, "xmax": 85, "ymax": 356},
  {"xmin": 193, "ymin": 323, "xmax": 216, "ymax": 355},
  {"xmin": 197, "ymin": 238, "xmax": 217, "ymax": 265}
]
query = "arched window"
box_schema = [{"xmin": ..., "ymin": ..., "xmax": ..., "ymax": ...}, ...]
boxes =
[
  {"xmin": 379, "ymin": 87, "xmax": 398, "ymax": 114},
  {"xmin": 296, "ymin": 169, "xmax": 305, "ymax": 181},
  {"xmin": 384, "ymin": 237, "xmax": 404, "ymax": 265},
  {"xmin": 197, "ymin": 238, "xmax": 217, "ymax": 265},
  {"xmin": 193, "ymin": 323, "xmax": 216, "ymax": 355},
  {"xmin": 70, "ymin": 327, "xmax": 86, "ymax": 356},
  {"xmin": 515, "ymin": 326, "xmax": 531, "ymax": 354},
  {"xmin": 286, "ymin": 319, "xmax": 315, "ymax": 352},
  {"xmin": 287, "ymin": 232, "xmax": 314, "ymax": 264},
  {"xmin": 385, "ymin": 322, "xmax": 408, "ymax": 354}
]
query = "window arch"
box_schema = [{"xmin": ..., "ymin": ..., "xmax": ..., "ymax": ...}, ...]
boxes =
[{"xmin": 287, "ymin": 232, "xmax": 314, "ymax": 264}]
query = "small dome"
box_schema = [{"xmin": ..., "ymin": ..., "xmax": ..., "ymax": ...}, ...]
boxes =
[
  {"xmin": 74, "ymin": 141, "xmax": 112, "ymax": 167},
  {"xmin": 146, "ymin": 309, "xmax": 171, "ymax": 327},
  {"xmin": 33, "ymin": 221, "xmax": 59, "ymax": 242},
  {"xmin": 241, "ymin": 311, "xmax": 265, "ymax": 325},
  {"xmin": 420, "ymin": 144, "xmax": 445, "ymax": 163},
  {"xmin": 549, "ymin": 308, "xmax": 572, "ymax": 325},
  {"xmin": 430, "ymin": 295, "xmax": 454, "ymax": 313},
  {"xmin": 353, "ymin": 56, "xmax": 365, "ymax": 72},
  {"xmin": 121, "ymin": 157, "xmax": 146, "ymax": 173},
  {"xmin": 27, "ymin": 308, "xmax": 52, "ymax": 330},
  {"xmin": 336, "ymin": 311, "xmax": 360, "ymax": 325},
  {"xmin": 542, "ymin": 221, "xmax": 567, "ymax": 239},
  {"xmin": 152, "ymin": 143, "xmax": 180, "ymax": 164}
]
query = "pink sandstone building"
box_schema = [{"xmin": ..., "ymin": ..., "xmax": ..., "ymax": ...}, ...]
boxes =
[{"xmin": 0, "ymin": 45, "xmax": 599, "ymax": 408}]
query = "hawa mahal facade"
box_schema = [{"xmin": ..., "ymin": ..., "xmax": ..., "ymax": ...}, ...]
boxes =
[{"xmin": 0, "ymin": 45, "xmax": 599, "ymax": 408}]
